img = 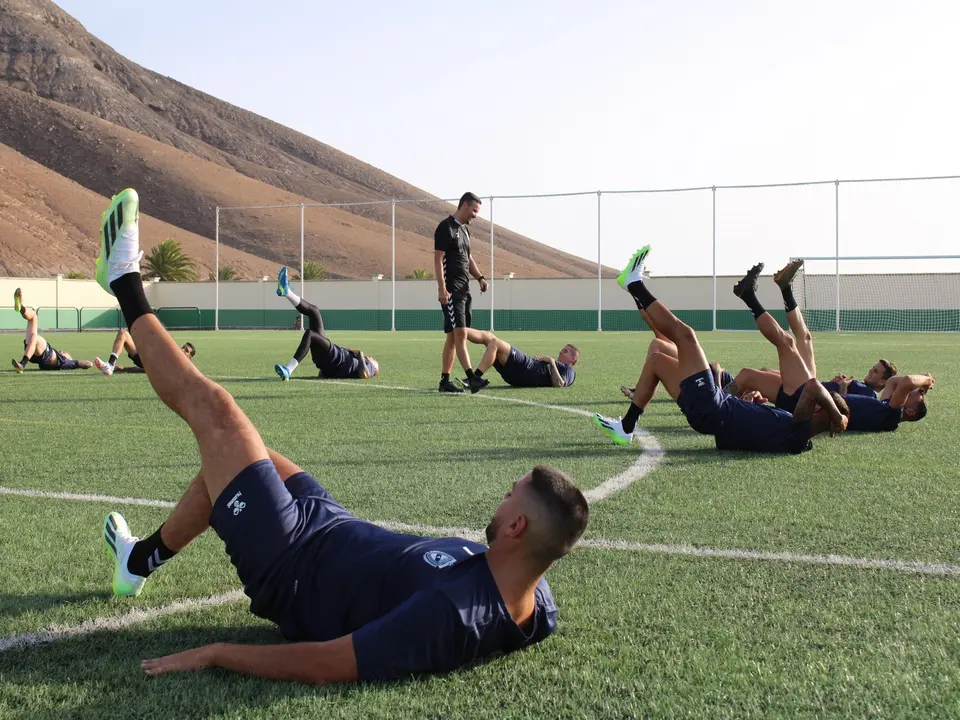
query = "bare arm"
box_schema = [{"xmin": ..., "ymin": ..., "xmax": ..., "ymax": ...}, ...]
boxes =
[
  {"xmin": 887, "ymin": 374, "xmax": 934, "ymax": 408},
  {"xmin": 467, "ymin": 254, "xmax": 488, "ymax": 292},
  {"xmin": 141, "ymin": 636, "xmax": 359, "ymax": 685},
  {"xmin": 793, "ymin": 379, "xmax": 848, "ymax": 436},
  {"xmin": 434, "ymin": 250, "xmax": 449, "ymax": 302},
  {"xmin": 533, "ymin": 356, "xmax": 565, "ymax": 387}
]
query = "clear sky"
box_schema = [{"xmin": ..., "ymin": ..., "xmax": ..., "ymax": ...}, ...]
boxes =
[{"xmin": 55, "ymin": 0, "xmax": 960, "ymax": 276}]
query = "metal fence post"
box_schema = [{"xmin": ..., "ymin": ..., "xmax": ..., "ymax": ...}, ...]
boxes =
[
  {"xmin": 597, "ymin": 190, "xmax": 602, "ymax": 331},
  {"xmin": 489, "ymin": 196, "xmax": 495, "ymax": 331},
  {"xmin": 300, "ymin": 204, "xmax": 306, "ymax": 298},
  {"xmin": 712, "ymin": 186, "xmax": 717, "ymax": 331},
  {"xmin": 835, "ymin": 180, "xmax": 840, "ymax": 332},
  {"xmin": 214, "ymin": 206, "xmax": 220, "ymax": 331},
  {"xmin": 391, "ymin": 200, "xmax": 396, "ymax": 331}
]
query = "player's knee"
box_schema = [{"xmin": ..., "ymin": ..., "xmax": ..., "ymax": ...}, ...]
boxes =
[
  {"xmin": 776, "ymin": 333, "xmax": 795, "ymax": 351},
  {"xmin": 647, "ymin": 338, "xmax": 671, "ymax": 357},
  {"xmin": 183, "ymin": 379, "xmax": 238, "ymax": 427},
  {"xmin": 675, "ymin": 322, "xmax": 697, "ymax": 346}
]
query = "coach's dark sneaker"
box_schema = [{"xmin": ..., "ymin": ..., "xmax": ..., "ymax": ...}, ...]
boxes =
[
  {"xmin": 733, "ymin": 262, "xmax": 764, "ymax": 299},
  {"xmin": 467, "ymin": 374, "xmax": 490, "ymax": 394},
  {"xmin": 439, "ymin": 379, "xmax": 464, "ymax": 393},
  {"xmin": 774, "ymin": 258, "xmax": 804, "ymax": 290}
]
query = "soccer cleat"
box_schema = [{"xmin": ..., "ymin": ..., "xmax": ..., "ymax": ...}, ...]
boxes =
[
  {"xmin": 13, "ymin": 288, "xmax": 21, "ymax": 314},
  {"xmin": 95, "ymin": 188, "xmax": 143, "ymax": 296},
  {"xmin": 439, "ymin": 378, "xmax": 464, "ymax": 393},
  {"xmin": 276, "ymin": 266, "xmax": 291, "ymax": 297},
  {"xmin": 94, "ymin": 357, "xmax": 115, "ymax": 376},
  {"xmin": 616, "ymin": 246, "xmax": 652, "ymax": 289},
  {"xmin": 11, "ymin": 359, "xmax": 23, "ymax": 374},
  {"xmin": 773, "ymin": 258, "xmax": 804, "ymax": 290},
  {"xmin": 593, "ymin": 413, "xmax": 634, "ymax": 445},
  {"xmin": 275, "ymin": 363, "xmax": 291, "ymax": 381},
  {"xmin": 467, "ymin": 374, "xmax": 490, "ymax": 394},
  {"xmin": 733, "ymin": 262, "xmax": 764, "ymax": 299},
  {"xmin": 104, "ymin": 512, "xmax": 147, "ymax": 598}
]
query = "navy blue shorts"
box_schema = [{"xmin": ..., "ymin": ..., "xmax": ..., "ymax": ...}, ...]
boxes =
[
  {"xmin": 315, "ymin": 342, "xmax": 361, "ymax": 378},
  {"xmin": 209, "ymin": 460, "xmax": 355, "ymax": 627},
  {"xmin": 35, "ymin": 343, "xmax": 79, "ymax": 371},
  {"xmin": 775, "ymin": 385, "xmax": 803, "ymax": 414},
  {"xmin": 677, "ymin": 368, "xmax": 732, "ymax": 436},
  {"xmin": 493, "ymin": 345, "xmax": 528, "ymax": 383}
]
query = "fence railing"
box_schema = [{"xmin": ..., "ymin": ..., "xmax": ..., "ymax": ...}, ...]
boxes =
[{"xmin": 215, "ymin": 174, "xmax": 960, "ymax": 332}]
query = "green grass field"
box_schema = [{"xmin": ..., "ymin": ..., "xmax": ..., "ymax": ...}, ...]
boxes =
[{"xmin": 1, "ymin": 329, "xmax": 959, "ymax": 719}]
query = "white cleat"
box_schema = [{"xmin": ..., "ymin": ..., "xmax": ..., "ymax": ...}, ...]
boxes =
[
  {"xmin": 104, "ymin": 512, "xmax": 147, "ymax": 598},
  {"xmin": 616, "ymin": 245, "xmax": 651, "ymax": 290},
  {"xmin": 94, "ymin": 357, "xmax": 115, "ymax": 376},
  {"xmin": 95, "ymin": 188, "xmax": 143, "ymax": 295},
  {"xmin": 592, "ymin": 413, "xmax": 634, "ymax": 446}
]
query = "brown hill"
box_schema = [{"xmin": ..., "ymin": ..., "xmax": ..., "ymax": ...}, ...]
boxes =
[
  {"xmin": 0, "ymin": 0, "xmax": 615, "ymax": 279},
  {"xmin": 0, "ymin": 142, "xmax": 280, "ymax": 278}
]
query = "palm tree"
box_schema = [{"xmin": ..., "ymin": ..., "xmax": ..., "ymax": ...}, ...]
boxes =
[
  {"xmin": 405, "ymin": 268, "xmax": 434, "ymax": 280},
  {"xmin": 293, "ymin": 261, "xmax": 326, "ymax": 281},
  {"xmin": 142, "ymin": 239, "xmax": 198, "ymax": 282},
  {"xmin": 218, "ymin": 264, "xmax": 240, "ymax": 281}
]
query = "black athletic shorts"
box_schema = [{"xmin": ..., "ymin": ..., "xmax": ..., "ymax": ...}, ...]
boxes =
[
  {"xmin": 441, "ymin": 291, "xmax": 472, "ymax": 333},
  {"xmin": 129, "ymin": 352, "xmax": 144, "ymax": 369},
  {"xmin": 775, "ymin": 385, "xmax": 803, "ymax": 413}
]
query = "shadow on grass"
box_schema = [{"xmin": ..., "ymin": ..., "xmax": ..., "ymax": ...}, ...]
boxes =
[
  {"xmin": 0, "ymin": 591, "xmax": 109, "ymax": 618},
  {"xmin": 0, "ymin": 624, "xmax": 366, "ymax": 719}
]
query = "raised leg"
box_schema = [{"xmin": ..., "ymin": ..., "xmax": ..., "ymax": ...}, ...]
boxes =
[{"xmin": 755, "ymin": 313, "xmax": 812, "ymax": 394}]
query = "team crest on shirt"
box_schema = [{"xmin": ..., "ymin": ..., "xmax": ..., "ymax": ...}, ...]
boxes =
[{"xmin": 423, "ymin": 550, "xmax": 457, "ymax": 568}]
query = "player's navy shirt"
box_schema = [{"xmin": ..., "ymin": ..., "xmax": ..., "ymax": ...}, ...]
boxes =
[
  {"xmin": 823, "ymin": 380, "xmax": 877, "ymax": 398},
  {"xmin": 316, "ymin": 342, "xmax": 363, "ymax": 379},
  {"xmin": 494, "ymin": 346, "xmax": 576, "ymax": 388},
  {"xmin": 283, "ymin": 519, "xmax": 557, "ymax": 681},
  {"xmin": 843, "ymin": 394, "xmax": 902, "ymax": 432},
  {"xmin": 434, "ymin": 216, "xmax": 471, "ymax": 293},
  {"xmin": 715, "ymin": 400, "xmax": 813, "ymax": 454}
]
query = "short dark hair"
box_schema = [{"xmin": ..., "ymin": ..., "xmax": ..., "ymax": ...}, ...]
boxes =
[
  {"xmin": 458, "ymin": 192, "xmax": 482, "ymax": 209},
  {"xmin": 911, "ymin": 393, "xmax": 928, "ymax": 422},
  {"xmin": 566, "ymin": 344, "xmax": 580, "ymax": 359},
  {"xmin": 183, "ymin": 342, "xmax": 196, "ymax": 358},
  {"xmin": 526, "ymin": 465, "xmax": 588, "ymax": 565},
  {"xmin": 879, "ymin": 359, "xmax": 897, "ymax": 379}
]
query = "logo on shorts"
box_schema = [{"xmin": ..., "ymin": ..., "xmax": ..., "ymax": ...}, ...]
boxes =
[
  {"xmin": 227, "ymin": 492, "xmax": 246, "ymax": 516},
  {"xmin": 423, "ymin": 550, "xmax": 457, "ymax": 569},
  {"xmin": 696, "ymin": 378, "xmax": 705, "ymax": 387}
]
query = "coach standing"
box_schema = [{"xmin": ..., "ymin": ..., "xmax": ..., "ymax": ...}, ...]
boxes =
[{"xmin": 434, "ymin": 192, "xmax": 489, "ymax": 393}]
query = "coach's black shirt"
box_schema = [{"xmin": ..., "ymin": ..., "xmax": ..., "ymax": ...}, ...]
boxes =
[{"xmin": 434, "ymin": 216, "xmax": 471, "ymax": 293}]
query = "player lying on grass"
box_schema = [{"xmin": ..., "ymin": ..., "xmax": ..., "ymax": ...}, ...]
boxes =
[
  {"xmin": 458, "ymin": 329, "xmax": 578, "ymax": 392},
  {"xmin": 10, "ymin": 289, "xmax": 92, "ymax": 372},
  {"xmin": 725, "ymin": 260, "xmax": 930, "ymax": 432},
  {"xmin": 592, "ymin": 246, "xmax": 848, "ymax": 453},
  {"xmin": 94, "ymin": 328, "xmax": 195, "ymax": 375},
  {"xmin": 95, "ymin": 189, "xmax": 588, "ymax": 684},
  {"xmin": 273, "ymin": 267, "xmax": 379, "ymax": 381},
  {"xmin": 618, "ymin": 308, "xmax": 732, "ymax": 401}
]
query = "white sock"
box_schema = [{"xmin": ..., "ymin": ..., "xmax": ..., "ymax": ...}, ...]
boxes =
[
  {"xmin": 286, "ymin": 359, "xmax": 299, "ymax": 374},
  {"xmin": 285, "ymin": 290, "xmax": 301, "ymax": 307}
]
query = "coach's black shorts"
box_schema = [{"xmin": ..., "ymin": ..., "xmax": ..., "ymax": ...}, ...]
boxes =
[
  {"xmin": 677, "ymin": 368, "xmax": 732, "ymax": 436},
  {"xmin": 441, "ymin": 291, "xmax": 472, "ymax": 333},
  {"xmin": 209, "ymin": 459, "xmax": 356, "ymax": 635},
  {"xmin": 775, "ymin": 384, "xmax": 803, "ymax": 414}
]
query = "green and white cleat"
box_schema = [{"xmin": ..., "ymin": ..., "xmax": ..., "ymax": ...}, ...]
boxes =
[
  {"xmin": 13, "ymin": 287, "xmax": 21, "ymax": 314},
  {"xmin": 593, "ymin": 413, "xmax": 634, "ymax": 446},
  {"xmin": 276, "ymin": 266, "xmax": 291, "ymax": 297},
  {"xmin": 104, "ymin": 511, "xmax": 147, "ymax": 598},
  {"xmin": 616, "ymin": 246, "xmax": 651, "ymax": 289},
  {"xmin": 95, "ymin": 188, "xmax": 143, "ymax": 296}
]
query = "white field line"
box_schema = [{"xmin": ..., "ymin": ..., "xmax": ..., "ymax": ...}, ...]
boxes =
[
  {"xmin": 2, "ymin": 487, "xmax": 959, "ymax": 578},
  {"xmin": 0, "ymin": 590, "xmax": 245, "ymax": 653}
]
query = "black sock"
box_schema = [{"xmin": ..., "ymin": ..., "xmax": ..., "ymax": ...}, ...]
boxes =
[
  {"xmin": 621, "ymin": 403, "xmax": 644, "ymax": 434},
  {"xmin": 739, "ymin": 290, "xmax": 767, "ymax": 319},
  {"xmin": 108, "ymin": 353, "xmax": 119, "ymax": 365},
  {"xmin": 474, "ymin": 369, "xmax": 484, "ymax": 379},
  {"xmin": 627, "ymin": 280, "xmax": 657, "ymax": 310},
  {"xmin": 126, "ymin": 525, "xmax": 177, "ymax": 577},
  {"xmin": 109, "ymin": 272, "xmax": 154, "ymax": 330},
  {"xmin": 781, "ymin": 285, "xmax": 798, "ymax": 313},
  {"xmin": 441, "ymin": 373, "xmax": 450, "ymax": 383},
  {"xmin": 19, "ymin": 355, "xmax": 28, "ymax": 365}
]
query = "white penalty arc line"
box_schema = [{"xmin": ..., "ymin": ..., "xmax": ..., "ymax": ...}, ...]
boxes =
[
  {"xmin": 1, "ymin": 487, "xmax": 959, "ymax": 579},
  {"xmin": 316, "ymin": 379, "xmax": 666, "ymax": 504}
]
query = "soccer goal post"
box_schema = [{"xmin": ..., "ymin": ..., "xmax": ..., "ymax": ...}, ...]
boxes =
[{"xmin": 795, "ymin": 255, "xmax": 960, "ymax": 332}]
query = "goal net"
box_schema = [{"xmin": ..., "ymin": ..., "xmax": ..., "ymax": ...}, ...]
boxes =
[{"xmin": 796, "ymin": 256, "xmax": 960, "ymax": 332}]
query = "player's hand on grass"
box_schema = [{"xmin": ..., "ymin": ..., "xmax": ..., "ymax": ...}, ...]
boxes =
[{"xmin": 142, "ymin": 644, "xmax": 221, "ymax": 676}]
